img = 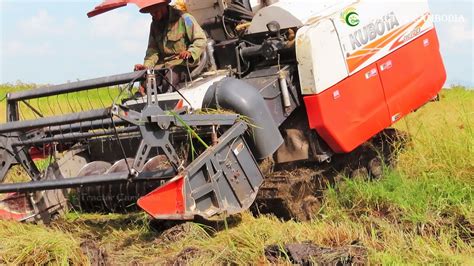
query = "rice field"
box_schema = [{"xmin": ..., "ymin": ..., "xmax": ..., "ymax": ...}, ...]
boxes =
[{"xmin": 0, "ymin": 84, "xmax": 472, "ymax": 264}]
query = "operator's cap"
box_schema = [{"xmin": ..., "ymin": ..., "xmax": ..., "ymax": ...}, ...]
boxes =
[
  {"xmin": 87, "ymin": 0, "xmax": 171, "ymax": 18},
  {"xmin": 139, "ymin": 0, "xmax": 171, "ymax": 13}
]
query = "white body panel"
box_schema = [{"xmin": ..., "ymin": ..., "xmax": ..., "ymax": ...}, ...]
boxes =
[
  {"xmin": 296, "ymin": 19, "xmax": 348, "ymax": 94},
  {"xmin": 175, "ymin": 0, "xmax": 223, "ymax": 25},
  {"xmin": 336, "ymin": 1, "xmax": 433, "ymax": 74},
  {"xmin": 290, "ymin": 0, "xmax": 435, "ymax": 95},
  {"xmin": 175, "ymin": 0, "xmax": 273, "ymax": 25},
  {"xmin": 177, "ymin": 75, "xmax": 226, "ymax": 109},
  {"xmin": 249, "ymin": 0, "xmax": 278, "ymax": 13},
  {"xmin": 248, "ymin": 0, "xmax": 355, "ymax": 34},
  {"xmin": 128, "ymin": 75, "xmax": 226, "ymax": 110}
]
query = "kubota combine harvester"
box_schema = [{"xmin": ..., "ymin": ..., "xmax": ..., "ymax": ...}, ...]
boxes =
[{"xmin": 0, "ymin": 0, "xmax": 445, "ymax": 223}]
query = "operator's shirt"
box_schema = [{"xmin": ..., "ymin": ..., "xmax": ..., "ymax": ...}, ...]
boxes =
[{"xmin": 143, "ymin": 7, "xmax": 207, "ymax": 69}]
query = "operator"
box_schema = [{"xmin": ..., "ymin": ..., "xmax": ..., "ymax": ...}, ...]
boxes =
[{"xmin": 134, "ymin": 0, "xmax": 207, "ymax": 94}]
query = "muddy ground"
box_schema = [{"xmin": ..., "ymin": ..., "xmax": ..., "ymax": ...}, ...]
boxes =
[{"xmin": 58, "ymin": 129, "xmax": 406, "ymax": 265}]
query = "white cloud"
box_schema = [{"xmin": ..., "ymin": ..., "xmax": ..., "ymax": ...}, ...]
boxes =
[
  {"xmin": 4, "ymin": 40, "xmax": 54, "ymax": 56},
  {"xmin": 19, "ymin": 9, "xmax": 55, "ymax": 34},
  {"xmin": 18, "ymin": 9, "xmax": 77, "ymax": 36},
  {"xmin": 437, "ymin": 17, "xmax": 473, "ymax": 53},
  {"xmin": 119, "ymin": 39, "xmax": 145, "ymax": 54},
  {"xmin": 88, "ymin": 11, "xmax": 149, "ymax": 40},
  {"xmin": 448, "ymin": 20, "xmax": 474, "ymax": 42},
  {"xmin": 87, "ymin": 11, "xmax": 149, "ymax": 55}
]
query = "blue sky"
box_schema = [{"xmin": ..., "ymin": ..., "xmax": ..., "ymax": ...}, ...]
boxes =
[{"xmin": 1, "ymin": 0, "xmax": 473, "ymax": 86}]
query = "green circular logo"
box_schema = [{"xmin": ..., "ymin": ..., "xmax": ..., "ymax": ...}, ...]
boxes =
[{"xmin": 345, "ymin": 11, "xmax": 360, "ymax": 27}]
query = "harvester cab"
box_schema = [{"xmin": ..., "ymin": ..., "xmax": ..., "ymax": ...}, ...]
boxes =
[{"xmin": 0, "ymin": 0, "xmax": 445, "ymax": 223}]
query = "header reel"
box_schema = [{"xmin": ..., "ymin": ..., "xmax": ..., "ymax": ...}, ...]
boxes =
[{"xmin": 0, "ymin": 69, "xmax": 266, "ymax": 223}]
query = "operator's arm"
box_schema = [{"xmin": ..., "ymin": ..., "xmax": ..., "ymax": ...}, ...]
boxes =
[
  {"xmin": 183, "ymin": 14, "xmax": 207, "ymax": 62},
  {"xmin": 143, "ymin": 21, "xmax": 160, "ymax": 68}
]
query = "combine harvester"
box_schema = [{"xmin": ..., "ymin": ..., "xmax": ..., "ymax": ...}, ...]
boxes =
[{"xmin": 0, "ymin": 0, "xmax": 445, "ymax": 223}]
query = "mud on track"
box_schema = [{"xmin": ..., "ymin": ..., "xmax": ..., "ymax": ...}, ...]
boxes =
[
  {"xmin": 253, "ymin": 128, "xmax": 407, "ymax": 221},
  {"xmin": 265, "ymin": 242, "xmax": 368, "ymax": 265}
]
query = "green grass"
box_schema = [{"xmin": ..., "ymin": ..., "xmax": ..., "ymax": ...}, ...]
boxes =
[
  {"xmin": 396, "ymin": 88, "xmax": 474, "ymax": 182},
  {"xmin": 0, "ymin": 82, "xmax": 127, "ymax": 183},
  {"xmin": 323, "ymin": 171, "xmax": 472, "ymax": 264},
  {"xmin": 0, "ymin": 220, "xmax": 88, "ymax": 265},
  {"xmin": 0, "ymin": 85, "xmax": 473, "ymax": 264},
  {"xmin": 0, "ymin": 82, "xmax": 126, "ymax": 122},
  {"xmin": 0, "ymin": 83, "xmax": 37, "ymax": 123}
]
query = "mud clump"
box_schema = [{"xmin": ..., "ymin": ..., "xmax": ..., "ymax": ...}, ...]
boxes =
[
  {"xmin": 154, "ymin": 222, "xmax": 195, "ymax": 244},
  {"xmin": 168, "ymin": 247, "xmax": 210, "ymax": 266},
  {"xmin": 265, "ymin": 242, "xmax": 368, "ymax": 265},
  {"xmin": 80, "ymin": 240, "xmax": 108, "ymax": 266},
  {"xmin": 253, "ymin": 170, "xmax": 323, "ymax": 221}
]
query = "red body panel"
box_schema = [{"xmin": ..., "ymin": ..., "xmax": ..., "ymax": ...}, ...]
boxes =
[
  {"xmin": 304, "ymin": 28, "xmax": 446, "ymax": 153},
  {"xmin": 378, "ymin": 29, "xmax": 446, "ymax": 122},
  {"xmin": 0, "ymin": 193, "xmax": 34, "ymax": 221},
  {"xmin": 137, "ymin": 176, "xmax": 188, "ymax": 220},
  {"xmin": 304, "ymin": 63, "xmax": 391, "ymax": 153}
]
